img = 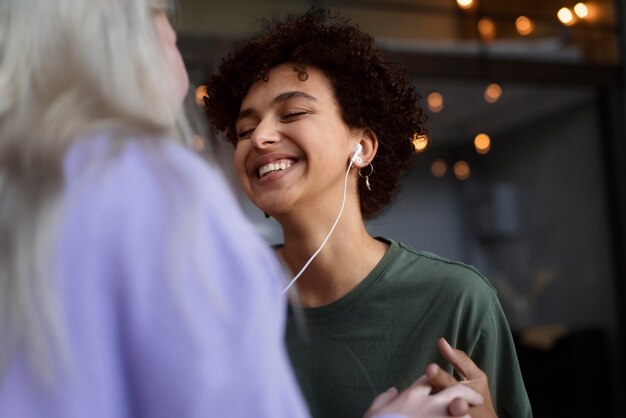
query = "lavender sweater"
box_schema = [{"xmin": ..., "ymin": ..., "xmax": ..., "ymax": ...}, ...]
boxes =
[{"xmin": 0, "ymin": 136, "xmax": 309, "ymax": 417}]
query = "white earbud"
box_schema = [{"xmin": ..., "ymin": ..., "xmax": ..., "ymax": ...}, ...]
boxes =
[{"xmin": 351, "ymin": 143, "xmax": 364, "ymax": 164}]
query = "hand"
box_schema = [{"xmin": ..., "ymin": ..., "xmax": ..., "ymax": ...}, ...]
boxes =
[
  {"xmin": 424, "ymin": 338, "xmax": 498, "ymax": 418},
  {"xmin": 364, "ymin": 375, "xmax": 483, "ymax": 418}
]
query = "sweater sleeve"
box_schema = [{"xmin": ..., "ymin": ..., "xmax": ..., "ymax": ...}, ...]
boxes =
[{"xmin": 55, "ymin": 137, "xmax": 310, "ymax": 418}]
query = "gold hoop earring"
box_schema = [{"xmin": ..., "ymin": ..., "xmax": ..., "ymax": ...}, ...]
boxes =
[{"xmin": 358, "ymin": 163, "xmax": 374, "ymax": 191}]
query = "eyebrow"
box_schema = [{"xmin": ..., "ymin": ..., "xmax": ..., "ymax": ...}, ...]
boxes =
[{"xmin": 237, "ymin": 91, "xmax": 318, "ymax": 121}]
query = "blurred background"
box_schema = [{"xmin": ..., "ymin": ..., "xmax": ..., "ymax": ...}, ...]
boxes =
[{"xmin": 175, "ymin": 1, "xmax": 626, "ymax": 416}]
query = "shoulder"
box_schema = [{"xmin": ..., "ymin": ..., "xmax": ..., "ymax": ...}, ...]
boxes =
[
  {"xmin": 59, "ymin": 132, "xmax": 287, "ymax": 320},
  {"xmin": 59, "ymin": 130, "xmax": 286, "ymax": 299},
  {"xmin": 59, "ymin": 133, "xmax": 274, "ymax": 285},
  {"xmin": 62, "ymin": 133, "xmax": 245, "ymax": 232},
  {"xmin": 382, "ymin": 238, "xmax": 498, "ymax": 303},
  {"xmin": 63, "ymin": 133, "xmax": 226, "ymax": 204}
]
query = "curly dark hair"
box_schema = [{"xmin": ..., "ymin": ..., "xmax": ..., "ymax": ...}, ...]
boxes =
[{"xmin": 204, "ymin": 8, "xmax": 427, "ymax": 219}]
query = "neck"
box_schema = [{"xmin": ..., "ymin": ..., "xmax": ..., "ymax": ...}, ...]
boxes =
[{"xmin": 277, "ymin": 201, "xmax": 388, "ymax": 307}]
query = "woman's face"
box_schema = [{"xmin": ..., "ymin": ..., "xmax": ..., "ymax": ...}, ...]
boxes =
[
  {"xmin": 153, "ymin": 11, "xmax": 189, "ymax": 110},
  {"xmin": 234, "ymin": 63, "xmax": 361, "ymax": 217}
]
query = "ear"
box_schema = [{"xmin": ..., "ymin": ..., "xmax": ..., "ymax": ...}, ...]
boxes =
[{"xmin": 354, "ymin": 128, "xmax": 378, "ymax": 168}]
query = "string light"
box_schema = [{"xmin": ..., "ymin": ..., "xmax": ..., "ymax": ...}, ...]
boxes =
[
  {"xmin": 557, "ymin": 7, "xmax": 575, "ymax": 26},
  {"xmin": 427, "ymin": 92, "xmax": 444, "ymax": 113},
  {"xmin": 484, "ymin": 83, "xmax": 502, "ymax": 103},
  {"xmin": 574, "ymin": 3, "xmax": 589, "ymax": 18},
  {"xmin": 456, "ymin": 0, "xmax": 473, "ymax": 10},
  {"xmin": 474, "ymin": 133, "xmax": 491, "ymax": 154},
  {"xmin": 431, "ymin": 159, "xmax": 447, "ymax": 177},
  {"xmin": 412, "ymin": 133, "xmax": 429, "ymax": 153},
  {"xmin": 195, "ymin": 85, "xmax": 208, "ymax": 106},
  {"xmin": 453, "ymin": 161, "xmax": 471, "ymax": 180},
  {"xmin": 478, "ymin": 17, "xmax": 496, "ymax": 40},
  {"xmin": 194, "ymin": 134, "xmax": 206, "ymax": 151},
  {"xmin": 515, "ymin": 16, "xmax": 534, "ymax": 35}
]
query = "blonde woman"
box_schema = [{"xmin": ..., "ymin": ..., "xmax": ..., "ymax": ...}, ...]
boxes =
[
  {"xmin": 0, "ymin": 0, "xmax": 308, "ymax": 415},
  {"xmin": 0, "ymin": 1, "xmax": 482, "ymax": 417}
]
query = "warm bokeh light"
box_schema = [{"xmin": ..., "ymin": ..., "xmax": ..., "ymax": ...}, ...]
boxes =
[
  {"xmin": 453, "ymin": 161, "xmax": 471, "ymax": 180},
  {"xmin": 194, "ymin": 134, "xmax": 206, "ymax": 151},
  {"xmin": 195, "ymin": 85, "xmax": 208, "ymax": 106},
  {"xmin": 412, "ymin": 133, "xmax": 429, "ymax": 153},
  {"xmin": 515, "ymin": 16, "xmax": 534, "ymax": 36},
  {"xmin": 557, "ymin": 7, "xmax": 575, "ymax": 26},
  {"xmin": 478, "ymin": 17, "xmax": 496, "ymax": 40},
  {"xmin": 484, "ymin": 83, "xmax": 502, "ymax": 103},
  {"xmin": 456, "ymin": 0, "xmax": 473, "ymax": 10},
  {"xmin": 431, "ymin": 159, "xmax": 448, "ymax": 178},
  {"xmin": 427, "ymin": 92, "xmax": 444, "ymax": 113},
  {"xmin": 474, "ymin": 133, "xmax": 491, "ymax": 154},
  {"xmin": 574, "ymin": 3, "xmax": 589, "ymax": 18}
]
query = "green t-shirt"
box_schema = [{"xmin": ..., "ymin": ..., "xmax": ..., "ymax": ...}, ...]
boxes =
[{"xmin": 286, "ymin": 238, "xmax": 532, "ymax": 418}]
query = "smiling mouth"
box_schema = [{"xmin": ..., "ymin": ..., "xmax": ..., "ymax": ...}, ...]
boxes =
[{"xmin": 258, "ymin": 159, "xmax": 294, "ymax": 178}]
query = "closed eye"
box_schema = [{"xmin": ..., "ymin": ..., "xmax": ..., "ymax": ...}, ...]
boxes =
[
  {"xmin": 281, "ymin": 111, "xmax": 308, "ymax": 122},
  {"xmin": 237, "ymin": 128, "xmax": 255, "ymax": 140}
]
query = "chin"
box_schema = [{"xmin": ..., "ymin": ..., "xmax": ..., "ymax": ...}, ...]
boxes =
[{"xmin": 254, "ymin": 199, "xmax": 289, "ymax": 219}]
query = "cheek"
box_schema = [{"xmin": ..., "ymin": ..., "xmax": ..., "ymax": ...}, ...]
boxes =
[
  {"xmin": 167, "ymin": 48, "xmax": 189, "ymax": 106},
  {"xmin": 232, "ymin": 144, "xmax": 251, "ymax": 182},
  {"xmin": 153, "ymin": 13, "xmax": 189, "ymax": 109}
]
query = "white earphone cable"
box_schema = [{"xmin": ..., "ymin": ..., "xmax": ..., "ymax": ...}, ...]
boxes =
[{"xmin": 281, "ymin": 159, "xmax": 355, "ymax": 294}]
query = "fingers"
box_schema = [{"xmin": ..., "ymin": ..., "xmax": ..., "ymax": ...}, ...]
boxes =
[
  {"xmin": 438, "ymin": 383, "xmax": 484, "ymax": 407},
  {"xmin": 367, "ymin": 380, "xmax": 482, "ymax": 418},
  {"xmin": 448, "ymin": 397, "xmax": 470, "ymax": 417},
  {"xmin": 405, "ymin": 374, "xmax": 433, "ymax": 396},
  {"xmin": 369, "ymin": 387, "xmax": 399, "ymax": 410},
  {"xmin": 437, "ymin": 338, "xmax": 484, "ymax": 381},
  {"xmin": 425, "ymin": 363, "xmax": 458, "ymax": 392}
]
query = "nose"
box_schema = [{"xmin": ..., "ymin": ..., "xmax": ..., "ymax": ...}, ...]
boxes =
[{"xmin": 250, "ymin": 118, "xmax": 281, "ymax": 149}]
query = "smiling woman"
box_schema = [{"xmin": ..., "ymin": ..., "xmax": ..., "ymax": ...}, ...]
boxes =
[
  {"xmin": 233, "ymin": 63, "xmax": 363, "ymax": 218},
  {"xmin": 205, "ymin": 8, "xmax": 531, "ymax": 418}
]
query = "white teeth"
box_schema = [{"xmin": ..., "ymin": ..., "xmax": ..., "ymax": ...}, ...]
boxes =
[{"xmin": 258, "ymin": 159, "xmax": 293, "ymax": 178}]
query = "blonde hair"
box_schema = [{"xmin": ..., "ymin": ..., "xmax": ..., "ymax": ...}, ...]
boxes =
[{"xmin": 0, "ymin": 0, "xmax": 191, "ymax": 381}]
